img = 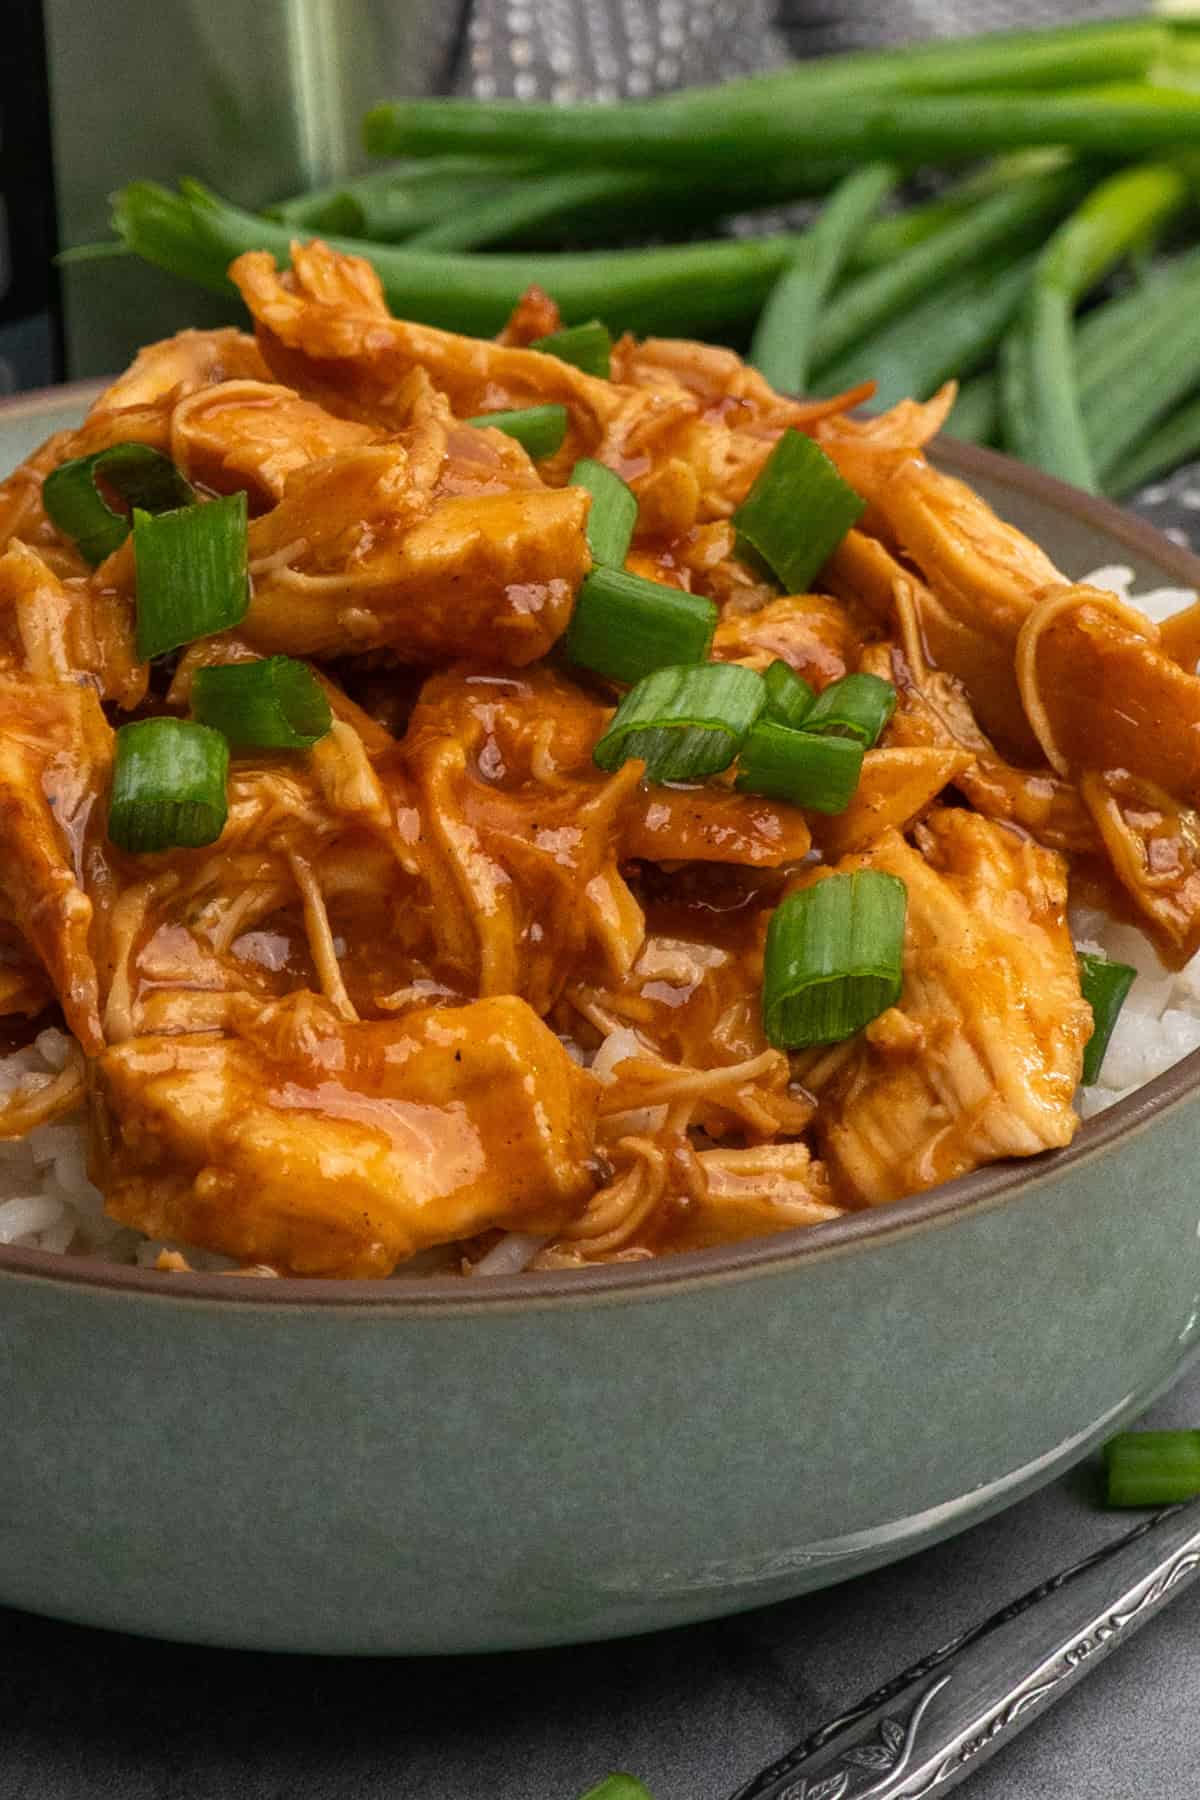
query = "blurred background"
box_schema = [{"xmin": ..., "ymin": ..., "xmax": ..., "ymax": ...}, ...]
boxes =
[{"xmin": 3, "ymin": 0, "xmax": 1143, "ymax": 388}]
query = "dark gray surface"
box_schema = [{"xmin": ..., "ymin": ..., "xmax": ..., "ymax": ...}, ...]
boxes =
[{"xmin": 2, "ymin": 1371, "xmax": 1198, "ymax": 1800}]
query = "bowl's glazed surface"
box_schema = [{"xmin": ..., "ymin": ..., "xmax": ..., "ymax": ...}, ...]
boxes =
[{"xmin": 2, "ymin": 395, "xmax": 1199, "ymax": 1653}]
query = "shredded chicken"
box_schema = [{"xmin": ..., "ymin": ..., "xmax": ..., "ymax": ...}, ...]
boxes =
[
  {"xmin": 0, "ymin": 238, "xmax": 1156, "ymax": 1276},
  {"xmin": 815, "ymin": 813, "xmax": 1092, "ymax": 1202}
]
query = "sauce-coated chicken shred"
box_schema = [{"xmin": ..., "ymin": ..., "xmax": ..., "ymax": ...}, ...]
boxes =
[{"xmin": 0, "ymin": 237, "xmax": 1185, "ymax": 1277}]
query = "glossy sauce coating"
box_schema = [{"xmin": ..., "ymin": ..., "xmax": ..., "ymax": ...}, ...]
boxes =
[{"xmin": 0, "ymin": 240, "xmax": 1187, "ymax": 1275}]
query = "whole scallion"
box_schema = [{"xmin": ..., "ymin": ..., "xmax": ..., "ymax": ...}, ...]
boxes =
[
  {"xmin": 750, "ymin": 162, "xmax": 897, "ymax": 394},
  {"xmin": 1000, "ymin": 162, "xmax": 1189, "ymax": 491}
]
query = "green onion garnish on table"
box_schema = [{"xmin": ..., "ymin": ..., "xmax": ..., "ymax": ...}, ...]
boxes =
[
  {"xmin": 1078, "ymin": 951, "xmax": 1136, "ymax": 1085},
  {"xmin": 531, "ymin": 319, "xmax": 613, "ymax": 378},
  {"xmin": 42, "ymin": 442, "xmax": 195, "ymax": 566},
  {"xmin": 467, "ymin": 404, "xmax": 569, "ymax": 457},
  {"xmin": 761, "ymin": 659, "xmax": 816, "ymax": 730},
  {"xmin": 735, "ymin": 720, "xmax": 864, "ymax": 814},
  {"xmin": 133, "ymin": 491, "xmax": 249, "ymax": 660},
  {"xmin": 571, "ymin": 459, "xmax": 638, "ymax": 569},
  {"xmin": 733, "ymin": 431, "xmax": 865, "ymax": 595},
  {"xmin": 1104, "ymin": 1431, "xmax": 1200, "ymax": 1507},
  {"xmin": 592, "ymin": 663, "xmax": 764, "ymax": 782},
  {"xmin": 803, "ymin": 672, "xmax": 896, "ymax": 748},
  {"xmin": 762, "ymin": 870, "xmax": 907, "ymax": 1050},
  {"xmin": 575, "ymin": 1778, "xmax": 654, "ymax": 1800},
  {"xmin": 191, "ymin": 656, "xmax": 333, "ymax": 751},
  {"xmin": 108, "ymin": 718, "xmax": 229, "ymax": 853},
  {"xmin": 564, "ymin": 567, "xmax": 717, "ymax": 686}
]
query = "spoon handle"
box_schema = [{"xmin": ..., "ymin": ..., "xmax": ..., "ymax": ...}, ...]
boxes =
[{"xmin": 728, "ymin": 1501, "xmax": 1200, "ymax": 1800}]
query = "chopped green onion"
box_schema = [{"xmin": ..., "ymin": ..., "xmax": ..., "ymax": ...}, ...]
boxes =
[
  {"xmin": 735, "ymin": 720, "xmax": 864, "ymax": 813},
  {"xmin": 571, "ymin": 458, "xmax": 638, "ymax": 569},
  {"xmin": 108, "ymin": 718, "xmax": 229, "ymax": 853},
  {"xmin": 761, "ymin": 659, "xmax": 816, "ymax": 730},
  {"xmin": 467, "ymin": 404, "xmax": 568, "ymax": 457},
  {"xmin": 564, "ymin": 567, "xmax": 717, "ymax": 686},
  {"xmin": 133, "ymin": 491, "xmax": 249, "ymax": 660},
  {"xmin": 593, "ymin": 663, "xmax": 764, "ymax": 782},
  {"xmin": 1078, "ymin": 951, "xmax": 1136, "ymax": 1084},
  {"xmin": 762, "ymin": 870, "xmax": 907, "ymax": 1050},
  {"xmin": 191, "ymin": 656, "xmax": 333, "ymax": 751},
  {"xmin": 42, "ymin": 442, "xmax": 195, "ymax": 566},
  {"xmin": 576, "ymin": 1780, "xmax": 654, "ymax": 1800},
  {"xmin": 733, "ymin": 430, "xmax": 865, "ymax": 594},
  {"xmin": 530, "ymin": 319, "xmax": 613, "ymax": 378},
  {"xmin": 1104, "ymin": 1430, "xmax": 1200, "ymax": 1507},
  {"xmin": 802, "ymin": 673, "xmax": 896, "ymax": 748}
]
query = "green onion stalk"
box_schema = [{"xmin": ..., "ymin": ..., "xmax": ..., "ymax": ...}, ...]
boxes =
[
  {"xmin": 1000, "ymin": 161, "xmax": 1190, "ymax": 490},
  {"xmin": 110, "ymin": 180, "xmax": 822, "ymax": 339}
]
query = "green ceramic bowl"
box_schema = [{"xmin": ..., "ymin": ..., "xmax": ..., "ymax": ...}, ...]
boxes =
[{"xmin": 3, "ymin": 388, "xmax": 1200, "ymax": 1654}]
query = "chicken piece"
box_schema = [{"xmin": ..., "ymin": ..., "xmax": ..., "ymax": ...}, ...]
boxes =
[
  {"xmin": 621, "ymin": 785, "xmax": 812, "ymax": 867},
  {"xmin": 670, "ymin": 1144, "xmax": 842, "ymax": 1250},
  {"xmin": 90, "ymin": 327, "xmax": 270, "ymax": 412},
  {"xmin": 1160, "ymin": 597, "xmax": 1200, "ymax": 672},
  {"xmin": 402, "ymin": 666, "xmax": 645, "ymax": 1012},
  {"xmin": 809, "ymin": 747, "xmax": 973, "ymax": 858},
  {"xmin": 231, "ymin": 243, "xmax": 865, "ymax": 528},
  {"xmin": 823, "ymin": 449, "xmax": 1063, "ymax": 761},
  {"xmin": 0, "ymin": 674, "xmax": 111, "ymax": 1055},
  {"xmin": 232, "ymin": 242, "xmax": 629, "ymax": 439},
  {"xmin": 1015, "ymin": 585, "xmax": 1200, "ymax": 958},
  {"xmin": 94, "ymin": 703, "xmax": 435, "ymax": 1044},
  {"xmin": 611, "ymin": 335, "xmax": 872, "ymax": 518},
  {"xmin": 711, "ymin": 593, "xmax": 863, "ymax": 690},
  {"xmin": 814, "ymin": 389, "xmax": 956, "ymax": 467},
  {"xmin": 0, "ymin": 332, "xmax": 272, "ymax": 574},
  {"xmin": 0, "ymin": 430, "xmax": 80, "ymax": 570},
  {"xmin": 0, "ymin": 925, "xmax": 53, "ymax": 1020},
  {"xmin": 169, "ymin": 380, "xmax": 380, "ymax": 508},
  {"xmin": 241, "ymin": 425, "xmax": 588, "ymax": 664},
  {"xmin": 815, "ymin": 811, "xmax": 1090, "ymax": 1204},
  {"xmin": 1080, "ymin": 771, "xmax": 1200, "ymax": 965},
  {"xmin": 861, "ymin": 637, "xmax": 1097, "ymax": 854},
  {"xmin": 1018, "ymin": 585, "xmax": 1200, "ymax": 801},
  {"xmin": 0, "ymin": 540, "xmax": 145, "ymax": 709},
  {"xmin": 496, "ymin": 285, "xmax": 562, "ymax": 346},
  {"xmin": 93, "ymin": 992, "xmax": 600, "ymax": 1276}
]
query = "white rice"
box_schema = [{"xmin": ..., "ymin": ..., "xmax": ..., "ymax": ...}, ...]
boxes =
[{"xmin": 2, "ymin": 565, "xmax": 1196, "ymax": 1264}]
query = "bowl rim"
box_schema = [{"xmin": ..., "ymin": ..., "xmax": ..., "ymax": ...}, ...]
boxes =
[{"xmin": 4, "ymin": 388, "xmax": 1200, "ymax": 1312}]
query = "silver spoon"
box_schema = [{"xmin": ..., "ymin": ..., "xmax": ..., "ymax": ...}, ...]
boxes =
[{"xmin": 727, "ymin": 1499, "xmax": 1200, "ymax": 1800}]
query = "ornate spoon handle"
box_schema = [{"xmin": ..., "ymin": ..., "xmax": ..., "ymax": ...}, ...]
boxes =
[{"xmin": 728, "ymin": 1501, "xmax": 1200, "ymax": 1800}]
